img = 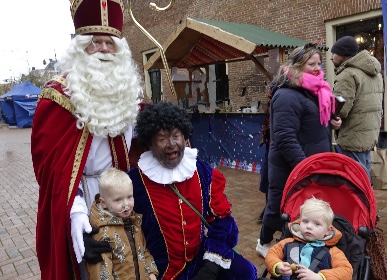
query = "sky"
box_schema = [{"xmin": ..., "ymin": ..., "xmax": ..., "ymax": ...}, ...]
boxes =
[{"xmin": 0, "ymin": 0, "xmax": 74, "ymax": 82}]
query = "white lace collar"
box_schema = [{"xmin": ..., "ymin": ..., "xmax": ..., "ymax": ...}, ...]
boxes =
[{"xmin": 138, "ymin": 147, "xmax": 198, "ymax": 184}]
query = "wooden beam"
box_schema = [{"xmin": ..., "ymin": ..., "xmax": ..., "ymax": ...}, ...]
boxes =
[{"xmin": 247, "ymin": 54, "xmax": 273, "ymax": 82}]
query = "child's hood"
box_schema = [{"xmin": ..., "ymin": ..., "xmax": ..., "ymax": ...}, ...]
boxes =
[{"xmin": 288, "ymin": 219, "xmax": 342, "ymax": 246}]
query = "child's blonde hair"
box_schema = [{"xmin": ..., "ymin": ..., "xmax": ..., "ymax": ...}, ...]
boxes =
[
  {"xmin": 300, "ymin": 196, "xmax": 334, "ymax": 226},
  {"xmin": 99, "ymin": 168, "xmax": 132, "ymax": 196}
]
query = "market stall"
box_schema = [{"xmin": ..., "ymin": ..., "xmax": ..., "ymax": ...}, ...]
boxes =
[{"xmin": 145, "ymin": 17, "xmax": 308, "ymax": 171}]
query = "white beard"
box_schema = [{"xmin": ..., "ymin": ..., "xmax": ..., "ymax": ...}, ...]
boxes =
[{"xmin": 57, "ymin": 36, "xmax": 143, "ymax": 137}]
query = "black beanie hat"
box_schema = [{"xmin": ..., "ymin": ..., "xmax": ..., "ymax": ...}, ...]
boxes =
[{"xmin": 331, "ymin": 36, "xmax": 359, "ymax": 57}]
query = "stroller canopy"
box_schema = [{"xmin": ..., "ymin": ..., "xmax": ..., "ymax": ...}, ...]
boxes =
[{"xmin": 281, "ymin": 152, "xmax": 376, "ymax": 233}]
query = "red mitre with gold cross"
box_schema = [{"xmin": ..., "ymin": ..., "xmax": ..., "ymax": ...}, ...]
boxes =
[{"xmin": 70, "ymin": 0, "xmax": 124, "ymax": 37}]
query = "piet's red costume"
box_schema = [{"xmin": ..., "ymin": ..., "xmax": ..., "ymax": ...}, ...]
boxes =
[
  {"xmin": 31, "ymin": 77, "xmax": 142, "ymax": 279},
  {"xmin": 128, "ymin": 149, "xmax": 258, "ymax": 279}
]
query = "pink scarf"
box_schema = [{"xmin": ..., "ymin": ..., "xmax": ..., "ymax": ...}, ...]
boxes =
[{"xmin": 299, "ymin": 70, "xmax": 335, "ymax": 126}]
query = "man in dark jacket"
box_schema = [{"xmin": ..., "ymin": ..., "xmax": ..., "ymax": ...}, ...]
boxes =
[{"xmin": 331, "ymin": 36, "xmax": 383, "ymax": 177}]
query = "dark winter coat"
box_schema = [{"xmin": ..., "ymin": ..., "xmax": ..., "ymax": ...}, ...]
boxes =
[{"xmin": 264, "ymin": 84, "xmax": 332, "ymax": 230}]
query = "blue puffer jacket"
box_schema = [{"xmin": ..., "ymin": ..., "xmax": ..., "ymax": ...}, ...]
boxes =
[{"xmin": 264, "ymin": 83, "xmax": 332, "ymax": 230}]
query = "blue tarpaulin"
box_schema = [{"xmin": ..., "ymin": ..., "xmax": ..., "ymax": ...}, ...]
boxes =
[
  {"xmin": 189, "ymin": 113, "xmax": 266, "ymax": 172},
  {"xmin": 0, "ymin": 81, "xmax": 41, "ymax": 128}
]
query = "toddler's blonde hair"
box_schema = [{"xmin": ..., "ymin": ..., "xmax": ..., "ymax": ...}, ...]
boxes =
[
  {"xmin": 300, "ymin": 196, "xmax": 334, "ymax": 226},
  {"xmin": 99, "ymin": 168, "xmax": 132, "ymax": 197}
]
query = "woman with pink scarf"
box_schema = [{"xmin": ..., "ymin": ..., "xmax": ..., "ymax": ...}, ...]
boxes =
[{"xmin": 256, "ymin": 44, "xmax": 342, "ymax": 258}]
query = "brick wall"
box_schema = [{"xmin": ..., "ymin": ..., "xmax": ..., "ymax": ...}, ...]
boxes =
[{"xmin": 122, "ymin": 0, "xmax": 382, "ymax": 109}]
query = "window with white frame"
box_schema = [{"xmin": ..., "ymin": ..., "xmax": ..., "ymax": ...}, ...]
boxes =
[{"xmin": 325, "ymin": 9, "xmax": 385, "ymax": 130}]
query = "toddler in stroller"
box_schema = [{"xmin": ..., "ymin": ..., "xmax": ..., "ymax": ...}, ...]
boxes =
[
  {"xmin": 260, "ymin": 152, "xmax": 376, "ymax": 280},
  {"xmin": 265, "ymin": 196, "xmax": 352, "ymax": 279}
]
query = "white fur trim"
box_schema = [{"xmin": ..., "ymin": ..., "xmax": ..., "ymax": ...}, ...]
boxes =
[{"xmin": 203, "ymin": 252, "xmax": 232, "ymax": 269}]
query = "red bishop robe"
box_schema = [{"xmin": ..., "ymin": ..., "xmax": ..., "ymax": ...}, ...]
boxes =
[{"xmin": 31, "ymin": 77, "xmax": 142, "ymax": 280}]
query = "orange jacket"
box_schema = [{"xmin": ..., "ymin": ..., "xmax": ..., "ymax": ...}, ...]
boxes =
[{"xmin": 265, "ymin": 220, "xmax": 353, "ymax": 280}]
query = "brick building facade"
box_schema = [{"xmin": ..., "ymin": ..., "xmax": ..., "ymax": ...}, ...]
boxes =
[{"xmin": 122, "ymin": 0, "xmax": 383, "ymax": 111}]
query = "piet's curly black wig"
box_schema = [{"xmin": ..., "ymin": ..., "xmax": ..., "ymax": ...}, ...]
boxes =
[{"xmin": 135, "ymin": 102, "xmax": 192, "ymax": 147}]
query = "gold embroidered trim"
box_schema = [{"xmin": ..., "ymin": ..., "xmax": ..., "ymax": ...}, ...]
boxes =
[
  {"xmin": 197, "ymin": 171, "xmax": 205, "ymax": 227},
  {"xmin": 110, "ymin": 135, "xmax": 130, "ymax": 170},
  {"xmin": 71, "ymin": 0, "xmax": 124, "ymax": 26},
  {"xmin": 139, "ymin": 171, "xmax": 169, "ymax": 252},
  {"xmin": 51, "ymin": 76, "xmax": 67, "ymax": 88},
  {"xmin": 70, "ymin": 0, "xmax": 83, "ymax": 19},
  {"xmin": 68, "ymin": 127, "xmax": 90, "ymax": 204},
  {"xmin": 121, "ymin": 135, "xmax": 130, "ymax": 170},
  {"xmin": 71, "ymin": 0, "xmax": 123, "ymax": 36},
  {"xmin": 38, "ymin": 88, "xmax": 75, "ymax": 114},
  {"xmin": 110, "ymin": 137, "xmax": 119, "ymax": 168},
  {"xmin": 101, "ymin": 0, "xmax": 108, "ymax": 28},
  {"xmin": 75, "ymin": 25, "xmax": 121, "ymax": 37}
]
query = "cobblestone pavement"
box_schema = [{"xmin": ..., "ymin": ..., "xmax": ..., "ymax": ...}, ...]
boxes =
[{"xmin": 0, "ymin": 124, "xmax": 386, "ymax": 279}]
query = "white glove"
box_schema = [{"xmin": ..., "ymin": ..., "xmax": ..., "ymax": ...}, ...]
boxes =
[{"xmin": 70, "ymin": 195, "xmax": 92, "ymax": 263}]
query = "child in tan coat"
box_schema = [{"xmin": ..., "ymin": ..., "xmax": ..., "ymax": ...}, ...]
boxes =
[{"xmin": 86, "ymin": 168, "xmax": 158, "ymax": 280}]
